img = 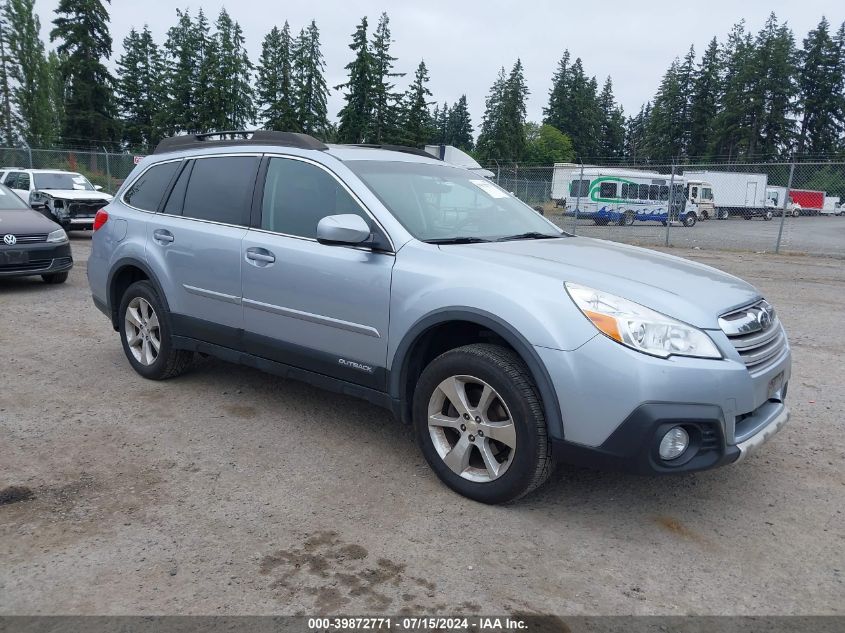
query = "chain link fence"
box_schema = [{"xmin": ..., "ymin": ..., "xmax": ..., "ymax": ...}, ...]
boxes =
[
  {"xmin": 1, "ymin": 145, "xmax": 843, "ymax": 257},
  {"xmin": 0, "ymin": 146, "xmax": 139, "ymax": 195},
  {"xmin": 488, "ymin": 160, "xmax": 845, "ymax": 258}
]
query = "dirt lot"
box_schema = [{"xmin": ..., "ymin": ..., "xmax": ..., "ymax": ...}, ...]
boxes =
[{"xmin": 1, "ymin": 235, "xmax": 843, "ymax": 615}]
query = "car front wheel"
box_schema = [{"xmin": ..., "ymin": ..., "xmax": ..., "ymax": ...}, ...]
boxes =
[
  {"xmin": 118, "ymin": 280, "xmax": 193, "ymax": 380},
  {"xmin": 413, "ymin": 343, "xmax": 553, "ymax": 504}
]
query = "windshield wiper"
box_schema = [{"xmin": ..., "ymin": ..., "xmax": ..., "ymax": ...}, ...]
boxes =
[
  {"xmin": 423, "ymin": 236, "xmax": 492, "ymax": 245},
  {"xmin": 495, "ymin": 231, "xmax": 561, "ymax": 242}
]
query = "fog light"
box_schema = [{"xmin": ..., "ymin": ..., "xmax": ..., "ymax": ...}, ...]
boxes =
[{"xmin": 659, "ymin": 426, "xmax": 689, "ymax": 460}]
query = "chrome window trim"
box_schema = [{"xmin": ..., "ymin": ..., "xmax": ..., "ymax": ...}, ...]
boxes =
[{"xmin": 259, "ymin": 152, "xmax": 396, "ymax": 253}]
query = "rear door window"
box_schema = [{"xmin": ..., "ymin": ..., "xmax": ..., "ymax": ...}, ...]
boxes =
[
  {"xmin": 181, "ymin": 156, "xmax": 259, "ymax": 226},
  {"xmin": 123, "ymin": 161, "xmax": 180, "ymax": 211}
]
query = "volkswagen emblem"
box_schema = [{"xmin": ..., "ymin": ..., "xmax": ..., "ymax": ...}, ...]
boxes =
[{"xmin": 3, "ymin": 233, "xmax": 16, "ymax": 245}]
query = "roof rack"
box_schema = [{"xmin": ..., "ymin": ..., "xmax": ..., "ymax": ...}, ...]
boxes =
[
  {"xmin": 350, "ymin": 144, "xmax": 438, "ymax": 159},
  {"xmin": 153, "ymin": 130, "xmax": 328, "ymax": 154}
]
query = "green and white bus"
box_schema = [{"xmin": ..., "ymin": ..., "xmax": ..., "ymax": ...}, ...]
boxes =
[{"xmin": 551, "ymin": 167, "xmax": 709, "ymax": 227}]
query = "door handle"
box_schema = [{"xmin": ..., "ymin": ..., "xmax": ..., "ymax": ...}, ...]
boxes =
[
  {"xmin": 245, "ymin": 248, "xmax": 275, "ymax": 263},
  {"xmin": 153, "ymin": 229, "xmax": 174, "ymax": 244}
]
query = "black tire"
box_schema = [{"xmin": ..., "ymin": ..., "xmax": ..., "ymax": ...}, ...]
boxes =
[
  {"xmin": 118, "ymin": 280, "xmax": 193, "ymax": 380},
  {"xmin": 41, "ymin": 272, "xmax": 68, "ymax": 284},
  {"xmin": 683, "ymin": 212, "xmax": 697, "ymax": 227},
  {"xmin": 763, "ymin": 210, "xmax": 773, "ymax": 221},
  {"xmin": 621, "ymin": 211, "xmax": 635, "ymax": 226},
  {"xmin": 717, "ymin": 209, "xmax": 729, "ymax": 220},
  {"xmin": 413, "ymin": 343, "xmax": 553, "ymax": 504}
]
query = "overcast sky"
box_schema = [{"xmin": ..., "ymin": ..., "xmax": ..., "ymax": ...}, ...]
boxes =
[{"xmin": 34, "ymin": 0, "xmax": 843, "ymax": 128}]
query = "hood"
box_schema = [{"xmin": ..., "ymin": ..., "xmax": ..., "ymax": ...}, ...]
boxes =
[
  {"xmin": 446, "ymin": 237, "xmax": 760, "ymax": 329},
  {"xmin": 37, "ymin": 189, "xmax": 113, "ymax": 201},
  {"xmin": 0, "ymin": 208, "xmax": 62, "ymax": 233}
]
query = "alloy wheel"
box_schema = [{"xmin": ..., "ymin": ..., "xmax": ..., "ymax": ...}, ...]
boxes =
[
  {"xmin": 427, "ymin": 375, "xmax": 517, "ymax": 483},
  {"xmin": 125, "ymin": 297, "xmax": 161, "ymax": 366}
]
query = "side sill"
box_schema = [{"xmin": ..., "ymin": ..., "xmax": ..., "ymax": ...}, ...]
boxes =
[{"xmin": 171, "ymin": 336, "xmax": 394, "ymax": 412}]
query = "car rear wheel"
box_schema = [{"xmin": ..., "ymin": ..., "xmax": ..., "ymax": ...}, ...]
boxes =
[
  {"xmin": 119, "ymin": 281, "xmax": 193, "ymax": 380},
  {"xmin": 683, "ymin": 212, "xmax": 697, "ymax": 227},
  {"xmin": 413, "ymin": 343, "xmax": 553, "ymax": 504},
  {"xmin": 41, "ymin": 272, "xmax": 68, "ymax": 284}
]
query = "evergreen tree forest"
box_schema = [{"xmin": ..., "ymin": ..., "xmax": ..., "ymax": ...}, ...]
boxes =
[{"xmin": 0, "ymin": 1, "xmax": 842, "ymax": 165}]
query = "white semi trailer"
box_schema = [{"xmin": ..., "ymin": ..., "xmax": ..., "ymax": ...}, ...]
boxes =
[{"xmin": 683, "ymin": 170, "xmax": 771, "ymax": 220}]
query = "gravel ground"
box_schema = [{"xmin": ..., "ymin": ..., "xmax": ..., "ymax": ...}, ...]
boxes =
[
  {"xmin": 1, "ymin": 234, "xmax": 843, "ymax": 616},
  {"xmin": 550, "ymin": 214, "xmax": 845, "ymax": 257}
]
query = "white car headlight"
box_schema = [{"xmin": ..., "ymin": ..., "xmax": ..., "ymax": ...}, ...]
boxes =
[
  {"xmin": 565, "ymin": 282, "xmax": 721, "ymax": 359},
  {"xmin": 47, "ymin": 228, "xmax": 68, "ymax": 243}
]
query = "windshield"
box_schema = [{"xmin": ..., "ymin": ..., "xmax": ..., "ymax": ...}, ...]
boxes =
[
  {"xmin": 0, "ymin": 183, "xmax": 29, "ymax": 209},
  {"xmin": 347, "ymin": 160, "xmax": 563, "ymax": 242},
  {"xmin": 33, "ymin": 172, "xmax": 95, "ymax": 191}
]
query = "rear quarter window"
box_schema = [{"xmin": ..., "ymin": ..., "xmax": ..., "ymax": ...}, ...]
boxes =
[{"xmin": 123, "ymin": 161, "xmax": 180, "ymax": 211}]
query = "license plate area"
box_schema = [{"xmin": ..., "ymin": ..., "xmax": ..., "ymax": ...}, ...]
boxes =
[
  {"xmin": 1, "ymin": 250, "xmax": 28, "ymax": 265},
  {"xmin": 767, "ymin": 371, "xmax": 784, "ymax": 400}
]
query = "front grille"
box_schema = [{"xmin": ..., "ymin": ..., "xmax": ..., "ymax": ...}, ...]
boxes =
[
  {"xmin": 0, "ymin": 233, "xmax": 48, "ymax": 244},
  {"xmin": 67, "ymin": 201, "xmax": 102, "ymax": 216},
  {"xmin": 720, "ymin": 300, "xmax": 787, "ymax": 372},
  {"xmin": 0, "ymin": 258, "xmax": 52, "ymax": 271}
]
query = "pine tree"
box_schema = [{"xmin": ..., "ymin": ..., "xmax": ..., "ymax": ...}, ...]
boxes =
[
  {"xmin": 676, "ymin": 45, "xmax": 696, "ymax": 154},
  {"xmin": 335, "ymin": 17, "xmax": 373, "ymax": 144},
  {"xmin": 475, "ymin": 67, "xmax": 506, "ymax": 161},
  {"xmin": 293, "ymin": 21, "xmax": 330, "ymax": 137},
  {"xmin": 711, "ymin": 21, "xmax": 757, "ymax": 159},
  {"xmin": 446, "ymin": 95, "xmax": 473, "ymax": 150},
  {"xmin": 752, "ymin": 13, "xmax": 797, "ymax": 159},
  {"xmin": 368, "ymin": 12, "xmax": 403, "ymax": 143},
  {"xmin": 544, "ymin": 55, "xmax": 601, "ymax": 158},
  {"xmin": 116, "ymin": 25, "xmax": 166, "ymax": 150},
  {"xmin": 163, "ymin": 8, "xmax": 206, "ymax": 134},
  {"xmin": 4, "ymin": 0, "xmax": 56, "ymax": 146},
  {"xmin": 46, "ymin": 50, "xmax": 64, "ymax": 141},
  {"xmin": 797, "ymin": 17, "xmax": 844, "ymax": 155},
  {"xmin": 435, "ymin": 101, "xmax": 448, "ymax": 144},
  {"xmin": 0, "ymin": 8, "xmax": 16, "ymax": 145},
  {"xmin": 397, "ymin": 59, "xmax": 432, "ymax": 147},
  {"xmin": 257, "ymin": 23, "xmax": 297, "ymax": 132},
  {"xmin": 50, "ymin": 0, "xmax": 118, "ymax": 148},
  {"xmin": 688, "ymin": 37, "xmax": 722, "ymax": 158},
  {"xmin": 543, "ymin": 50, "xmax": 571, "ymax": 135},
  {"xmin": 597, "ymin": 77, "xmax": 625, "ymax": 157},
  {"xmin": 206, "ymin": 9, "xmax": 254, "ymax": 131},
  {"xmin": 625, "ymin": 103, "xmax": 651, "ymax": 162},
  {"xmin": 476, "ymin": 60, "xmax": 528, "ymax": 161}
]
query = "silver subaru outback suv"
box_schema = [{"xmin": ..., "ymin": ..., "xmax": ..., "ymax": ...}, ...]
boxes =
[{"xmin": 87, "ymin": 131, "xmax": 791, "ymax": 504}]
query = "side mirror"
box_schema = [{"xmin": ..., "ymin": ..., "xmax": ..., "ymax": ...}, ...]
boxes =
[
  {"xmin": 316, "ymin": 214, "xmax": 371, "ymax": 246},
  {"xmin": 94, "ymin": 185, "xmax": 103, "ymax": 191}
]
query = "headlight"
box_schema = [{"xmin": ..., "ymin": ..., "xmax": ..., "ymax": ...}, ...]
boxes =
[
  {"xmin": 565, "ymin": 282, "xmax": 721, "ymax": 359},
  {"xmin": 47, "ymin": 228, "xmax": 68, "ymax": 243}
]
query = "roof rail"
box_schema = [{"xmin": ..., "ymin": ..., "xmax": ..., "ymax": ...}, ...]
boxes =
[
  {"xmin": 349, "ymin": 144, "xmax": 438, "ymax": 159},
  {"xmin": 153, "ymin": 130, "xmax": 328, "ymax": 155}
]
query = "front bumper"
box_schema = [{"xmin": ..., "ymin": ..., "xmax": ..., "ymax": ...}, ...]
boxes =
[
  {"xmin": 0, "ymin": 242, "xmax": 73, "ymax": 278},
  {"xmin": 537, "ymin": 331, "xmax": 791, "ymax": 474}
]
